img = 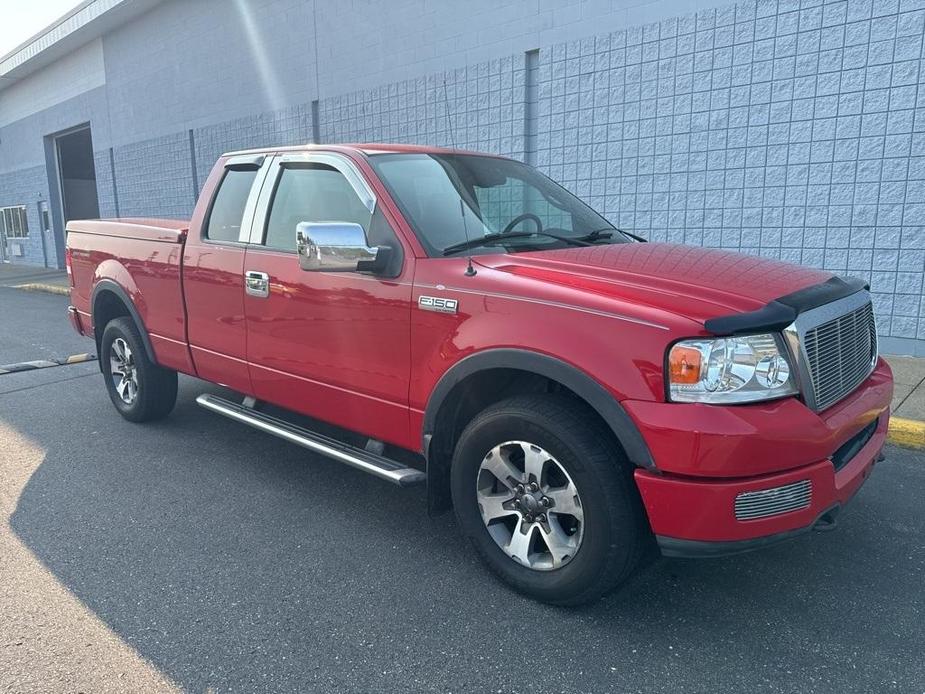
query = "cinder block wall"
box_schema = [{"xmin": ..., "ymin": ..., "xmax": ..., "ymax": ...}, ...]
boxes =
[{"xmin": 0, "ymin": 0, "xmax": 923, "ymax": 354}]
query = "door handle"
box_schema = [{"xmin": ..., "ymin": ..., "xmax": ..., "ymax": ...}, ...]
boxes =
[{"xmin": 244, "ymin": 270, "xmax": 270, "ymax": 298}]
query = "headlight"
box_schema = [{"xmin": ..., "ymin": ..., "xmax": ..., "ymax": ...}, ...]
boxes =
[{"xmin": 667, "ymin": 334, "xmax": 798, "ymax": 404}]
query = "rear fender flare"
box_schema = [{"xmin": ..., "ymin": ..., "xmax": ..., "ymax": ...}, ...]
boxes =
[{"xmin": 90, "ymin": 279, "xmax": 157, "ymax": 366}]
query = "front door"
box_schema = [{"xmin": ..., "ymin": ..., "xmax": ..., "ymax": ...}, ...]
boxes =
[{"xmin": 242, "ymin": 153, "xmax": 415, "ymax": 450}]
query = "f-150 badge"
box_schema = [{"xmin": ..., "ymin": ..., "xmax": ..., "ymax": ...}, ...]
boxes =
[{"xmin": 419, "ymin": 296, "xmax": 458, "ymax": 314}]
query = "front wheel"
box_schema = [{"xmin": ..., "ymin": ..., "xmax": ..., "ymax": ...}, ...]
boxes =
[
  {"xmin": 450, "ymin": 394, "xmax": 648, "ymax": 606},
  {"xmin": 101, "ymin": 316, "xmax": 177, "ymax": 422}
]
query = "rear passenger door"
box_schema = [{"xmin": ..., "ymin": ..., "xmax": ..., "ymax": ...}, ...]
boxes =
[
  {"xmin": 183, "ymin": 155, "xmax": 271, "ymax": 393},
  {"xmin": 241, "ymin": 152, "xmax": 415, "ymax": 449}
]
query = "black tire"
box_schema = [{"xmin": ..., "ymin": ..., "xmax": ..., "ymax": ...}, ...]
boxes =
[
  {"xmin": 450, "ymin": 394, "xmax": 648, "ymax": 606},
  {"xmin": 100, "ymin": 316, "xmax": 177, "ymax": 422}
]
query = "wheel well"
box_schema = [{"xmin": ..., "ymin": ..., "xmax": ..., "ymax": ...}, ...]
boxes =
[
  {"xmin": 92, "ymin": 290, "xmax": 131, "ymax": 353},
  {"xmin": 426, "ymin": 368, "xmax": 626, "ymax": 515}
]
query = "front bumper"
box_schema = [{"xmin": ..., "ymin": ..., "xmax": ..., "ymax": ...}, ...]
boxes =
[{"xmin": 630, "ymin": 360, "xmax": 893, "ymax": 557}]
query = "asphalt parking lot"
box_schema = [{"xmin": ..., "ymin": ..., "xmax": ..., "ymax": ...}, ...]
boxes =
[{"xmin": 0, "ymin": 286, "xmax": 923, "ymax": 693}]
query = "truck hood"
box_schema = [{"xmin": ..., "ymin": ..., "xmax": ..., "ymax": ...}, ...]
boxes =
[{"xmin": 476, "ymin": 243, "xmax": 835, "ymax": 326}]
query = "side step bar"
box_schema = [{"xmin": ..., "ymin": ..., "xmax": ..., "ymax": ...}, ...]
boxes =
[{"xmin": 196, "ymin": 394, "xmax": 426, "ymax": 487}]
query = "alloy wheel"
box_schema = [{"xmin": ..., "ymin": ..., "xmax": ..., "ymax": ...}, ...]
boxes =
[
  {"xmin": 110, "ymin": 337, "xmax": 139, "ymax": 404},
  {"xmin": 475, "ymin": 441, "xmax": 584, "ymax": 571}
]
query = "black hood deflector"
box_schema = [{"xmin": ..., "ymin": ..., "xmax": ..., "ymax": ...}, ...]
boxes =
[{"xmin": 703, "ymin": 276, "xmax": 869, "ymax": 336}]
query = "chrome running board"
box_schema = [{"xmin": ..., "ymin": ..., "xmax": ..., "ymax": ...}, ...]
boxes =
[{"xmin": 196, "ymin": 394, "xmax": 426, "ymax": 487}]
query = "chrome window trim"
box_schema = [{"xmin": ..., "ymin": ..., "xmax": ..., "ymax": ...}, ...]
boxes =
[
  {"xmin": 247, "ymin": 152, "xmax": 377, "ymax": 246},
  {"xmin": 236, "ymin": 157, "xmax": 276, "ymax": 244},
  {"xmin": 782, "ymin": 290, "xmax": 877, "ymax": 412}
]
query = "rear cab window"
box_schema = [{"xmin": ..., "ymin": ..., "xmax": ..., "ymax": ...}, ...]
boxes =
[{"xmin": 204, "ymin": 168, "xmax": 259, "ymax": 242}]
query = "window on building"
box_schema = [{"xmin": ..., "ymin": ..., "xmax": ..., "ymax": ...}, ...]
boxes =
[
  {"xmin": 203, "ymin": 169, "xmax": 258, "ymax": 242},
  {"xmin": 0, "ymin": 206, "xmax": 29, "ymax": 239}
]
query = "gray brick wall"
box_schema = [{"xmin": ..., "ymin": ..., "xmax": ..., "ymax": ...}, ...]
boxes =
[
  {"xmin": 94, "ymin": 149, "xmax": 118, "ymax": 219},
  {"xmin": 99, "ymin": 0, "xmax": 316, "ymax": 147},
  {"xmin": 111, "ymin": 132, "xmax": 195, "ymax": 219},
  {"xmin": 1, "ymin": 0, "xmax": 924, "ymax": 353},
  {"xmin": 320, "ymin": 58, "xmax": 526, "ymax": 159},
  {"xmin": 0, "ymin": 165, "xmax": 53, "ymax": 266},
  {"xmin": 531, "ymin": 1, "xmax": 925, "ymax": 347},
  {"xmin": 193, "ymin": 104, "xmax": 315, "ymax": 194},
  {"xmin": 0, "ymin": 87, "xmax": 110, "ymax": 174}
]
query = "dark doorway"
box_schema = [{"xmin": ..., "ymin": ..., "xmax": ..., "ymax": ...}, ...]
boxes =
[{"xmin": 55, "ymin": 126, "xmax": 100, "ymax": 224}]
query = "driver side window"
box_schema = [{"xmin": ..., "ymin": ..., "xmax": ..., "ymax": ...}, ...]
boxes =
[
  {"xmin": 263, "ymin": 164, "xmax": 373, "ymax": 251},
  {"xmin": 473, "ymin": 176, "xmax": 573, "ymax": 233}
]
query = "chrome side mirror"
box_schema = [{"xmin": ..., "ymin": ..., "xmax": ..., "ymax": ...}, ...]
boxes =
[{"xmin": 296, "ymin": 222, "xmax": 380, "ymax": 272}]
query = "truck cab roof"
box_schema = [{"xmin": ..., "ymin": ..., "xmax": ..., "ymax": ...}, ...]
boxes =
[{"xmin": 221, "ymin": 142, "xmax": 508, "ymax": 159}]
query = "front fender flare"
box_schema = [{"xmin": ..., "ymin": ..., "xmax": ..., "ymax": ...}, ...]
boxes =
[{"xmin": 422, "ymin": 348, "xmax": 656, "ymax": 471}]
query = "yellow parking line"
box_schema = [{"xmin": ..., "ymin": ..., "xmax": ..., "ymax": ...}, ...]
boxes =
[{"xmin": 888, "ymin": 417, "xmax": 925, "ymax": 449}]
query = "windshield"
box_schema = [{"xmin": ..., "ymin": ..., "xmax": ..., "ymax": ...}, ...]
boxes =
[{"xmin": 368, "ymin": 153, "xmax": 632, "ymax": 256}]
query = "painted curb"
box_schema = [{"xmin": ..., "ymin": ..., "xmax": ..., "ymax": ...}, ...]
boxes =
[
  {"xmin": 888, "ymin": 417, "xmax": 925, "ymax": 450},
  {"xmin": 13, "ymin": 282, "xmax": 69, "ymax": 296},
  {"xmin": 0, "ymin": 353, "xmax": 97, "ymax": 375}
]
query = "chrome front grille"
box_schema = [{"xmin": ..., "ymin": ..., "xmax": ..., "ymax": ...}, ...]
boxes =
[
  {"xmin": 786, "ymin": 290, "xmax": 878, "ymax": 412},
  {"xmin": 803, "ymin": 301, "xmax": 877, "ymax": 411},
  {"xmin": 734, "ymin": 480, "xmax": 813, "ymax": 521}
]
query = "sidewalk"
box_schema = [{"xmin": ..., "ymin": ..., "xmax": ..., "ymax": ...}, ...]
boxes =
[
  {"xmin": 0, "ymin": 263, "xmax": 69, "ymax": 295},
  {"xmin": 888, "ymin": 356, "xmax": 925, "ymax": 419},
  {"xmin": 886, "ymin": 356, "xmax": 925, "ymax": 448}
]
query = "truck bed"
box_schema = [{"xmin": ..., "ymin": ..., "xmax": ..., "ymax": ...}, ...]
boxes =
[
  {"xmin": 67, "ymin": 218, "xmax": 193, "ymax": 374},
  {"xmin": 67, "ymin": 218, "xmax": 189, "ymax": 242}
]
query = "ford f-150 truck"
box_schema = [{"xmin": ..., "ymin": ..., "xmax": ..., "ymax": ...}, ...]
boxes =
[{"xmin": 66, "ymin": 143, "xmax": 893, "ymax": 605}]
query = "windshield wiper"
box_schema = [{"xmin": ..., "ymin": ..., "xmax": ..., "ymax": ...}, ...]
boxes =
[
  {"xmin": 577, "ymin": 227, "xmax": 647, "ymax": 243},
  {"xmin": 442, "ymin": 231, "xmax": 589, "ymax": 256},
  {"xmin": 575, "ymin": 229, "xmax": 614, "ymax": 243}
]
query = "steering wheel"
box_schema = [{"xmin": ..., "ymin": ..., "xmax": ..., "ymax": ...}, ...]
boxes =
[{"xmin": 502, "ymin": 213, "xmax": 543, "ymax": 235}]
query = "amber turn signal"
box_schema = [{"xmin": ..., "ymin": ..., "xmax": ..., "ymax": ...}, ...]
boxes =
[{"xmin": 668, "ymin": 345, "xmax": 702, "ymax": 384}]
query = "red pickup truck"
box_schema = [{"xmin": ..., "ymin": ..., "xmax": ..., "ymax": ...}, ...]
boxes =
[{"xmin": 66, "ymin": 143, "xmax": 893, "ymax": 605}]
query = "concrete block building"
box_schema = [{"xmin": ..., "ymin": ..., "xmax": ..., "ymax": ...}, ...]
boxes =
[{"xmin": 1, "ymin": 0, "xmax": 923, "ymax": 355}]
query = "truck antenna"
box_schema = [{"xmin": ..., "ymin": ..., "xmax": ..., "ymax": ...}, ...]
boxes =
[{"xmin": 442, "ymin": 78, "xmax": 477, "ymax": 277}]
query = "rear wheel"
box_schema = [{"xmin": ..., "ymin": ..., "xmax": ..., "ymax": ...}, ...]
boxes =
[
  {"xmin": 450, "ymin": 394, "xmax": 647, "ymax": 606},
  {"xmin": 101, "ymin": 316, "xmax": 177, "ymax": 422}
]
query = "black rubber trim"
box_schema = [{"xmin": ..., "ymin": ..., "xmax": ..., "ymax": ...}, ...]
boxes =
[
  {"xmin": 703, "ymin": 275, "xmax": 869, "ymax": 336},
  {"xmin": 832, "ymin": 417, "xmax": 878, "ymax": 472},
  {"xmin": 422, "ymin": 348, "xmax": 656, "ymax": 470},
  {"xmin": 90, "ymin": 280, "xmax": 157, "ymax": 367},
  {"xmin": 225, "ymin": 154, "xmax": 265, "ymax": 170},
  {"xmin": 657, "ymin": 505, "xmax": 841, "ymax": 559}
]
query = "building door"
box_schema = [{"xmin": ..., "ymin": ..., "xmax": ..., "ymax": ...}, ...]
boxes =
[{"xmin": 54, "ymin": 124, "xmax": 101, "ymax": 236}]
